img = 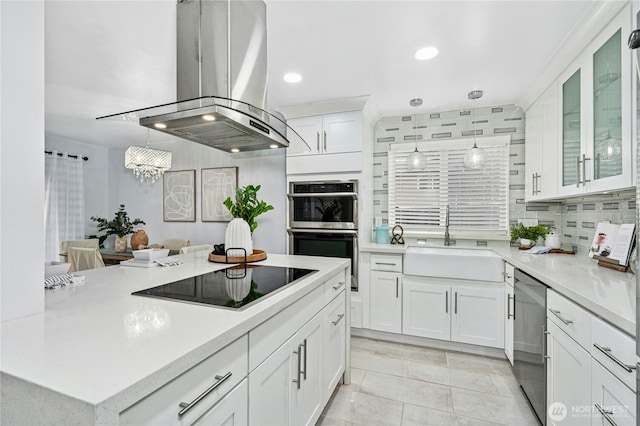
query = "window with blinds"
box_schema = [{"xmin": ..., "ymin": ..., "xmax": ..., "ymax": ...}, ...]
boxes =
[{"xmin": 388, "ymin": 136, "xmax": 510, "ymax": 237}]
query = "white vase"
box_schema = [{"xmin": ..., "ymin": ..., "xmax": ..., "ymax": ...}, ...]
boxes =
[
  {"xmin": 225, "ymin": 218, "xmax": 253, "ymax": 259},
  {"xmin": 519, "ymin": 238, "xmax": 532, "ymax": 247}
]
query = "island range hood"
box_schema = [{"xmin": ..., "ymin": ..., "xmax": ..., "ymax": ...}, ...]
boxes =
[{"xmin": 98, "ymin": 0, "xmax": 304, "ymax": 153}]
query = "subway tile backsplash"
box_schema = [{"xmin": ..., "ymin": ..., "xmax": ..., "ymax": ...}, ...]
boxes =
[{"xmin": 373, "ymin": 103, "xmax": 635, "ymax": 252}]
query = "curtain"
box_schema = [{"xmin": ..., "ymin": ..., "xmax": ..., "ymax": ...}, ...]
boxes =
[{"xmin": 44, "ymin": 152, "xmax": 85, "ymax": 261}]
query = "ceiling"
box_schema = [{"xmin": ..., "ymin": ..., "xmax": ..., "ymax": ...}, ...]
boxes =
[{"xmin": 45, "ymin": 0, "xmax": 595, "ymax": 149}]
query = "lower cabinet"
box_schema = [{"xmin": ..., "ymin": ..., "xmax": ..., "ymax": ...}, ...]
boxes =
[
  {"xmin": 591, "ymin": 358, "xmax": 637, "ymax": 426},
  {"xmin": 322, "ymin": 293, "xmax": 346, "ymax": 406},
  {"xmin": 370, "ymin": 270, "xmax": 402, "ymax": 333},
  {"xmin": 546, "ymin": 320, "xmax": 591, "ymax": 426},
  {"xmin": 249, "ymin": 312, "xmax": 323, "ymax": 426},
  {"xmin": 402, "ymin": 276, "xmax": 504, "ymax": 348},
  {"xmin": 193, "ymin": 379, "xmax": 248, "ymax": 426}
]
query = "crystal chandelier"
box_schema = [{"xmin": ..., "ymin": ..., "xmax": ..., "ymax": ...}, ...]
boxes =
[
  {"xmin": 464, "ymin": 90, "xmax": 486, "ymax": 169},
  {"xmin": 406, "ymin": 98, "xmax": 427, "ymax": 170},
  {"xmin": 125, "ymin": 131, "xmax": 172, "ymax": 183}
]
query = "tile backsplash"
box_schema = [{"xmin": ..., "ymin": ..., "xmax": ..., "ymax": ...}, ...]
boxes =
[{"xmin": 372, "ymin": 103, "xmax": 635, "ymax": 252}]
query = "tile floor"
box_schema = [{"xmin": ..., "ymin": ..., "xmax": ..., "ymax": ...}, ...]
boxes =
[{"xmin": 317, "ymin": 337, "xmax": 541, "ymax": 426}]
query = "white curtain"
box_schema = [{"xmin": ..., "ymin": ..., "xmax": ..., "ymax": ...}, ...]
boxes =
[{"xmin": 44, "ymin": 152, "xmax": 85, "ymax": 261}]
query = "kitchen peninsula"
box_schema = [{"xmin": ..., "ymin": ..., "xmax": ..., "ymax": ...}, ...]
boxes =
[{"xmin": 1, "ymin": 253, "xmax": 350, "ymax": 425}]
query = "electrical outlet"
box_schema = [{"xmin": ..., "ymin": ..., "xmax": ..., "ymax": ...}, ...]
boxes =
[{"xmin": 518, "ymin": 218, "xmax": 539, "ymax": 227}]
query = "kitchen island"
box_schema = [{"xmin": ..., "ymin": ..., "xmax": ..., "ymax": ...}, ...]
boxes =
[{"xmin": 1, "ymin": 253, "xmax": 350, "ymax": 425}]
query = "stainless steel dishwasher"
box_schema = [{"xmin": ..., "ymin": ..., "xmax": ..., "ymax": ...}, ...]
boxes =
[{"xmin": 513, "ymin": 269, "xmax": 548, "ymax": 425}]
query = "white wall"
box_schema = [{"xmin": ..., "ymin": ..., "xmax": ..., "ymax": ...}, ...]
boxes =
[
  {"xmin": 102, "ymin": 138, "xmax": 287, "ymax": 254},
  {"xmin": 1, "ymin": 1, "xmax": 46, "ymax": 322}
]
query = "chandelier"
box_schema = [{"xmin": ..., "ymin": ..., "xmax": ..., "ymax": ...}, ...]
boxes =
[{"xmin": 125, "ymin": 131, "xmax": 172, "ymax": 183}]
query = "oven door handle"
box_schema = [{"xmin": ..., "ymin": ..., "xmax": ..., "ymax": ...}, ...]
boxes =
[
  {"xmin": 287, "ymin": 229, "xmax": 358, "ymax": 236},
  {"xmin": 287, "ymin": 192, "xmax": 358, "ymax": 200}
]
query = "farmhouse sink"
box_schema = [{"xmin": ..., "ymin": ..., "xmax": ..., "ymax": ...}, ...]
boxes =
[{"xmin": 404, "ymin": 246, "xmax": 503, "ymax": 282}]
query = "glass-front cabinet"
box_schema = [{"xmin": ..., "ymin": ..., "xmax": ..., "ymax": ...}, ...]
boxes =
[{"xmin": 558, "ymin": 5, "xmax": 633, "ymax": 197}]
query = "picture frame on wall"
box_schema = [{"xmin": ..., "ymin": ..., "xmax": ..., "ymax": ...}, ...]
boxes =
[
  {"xmin": 201, "ymin": 167, "xmax": 238, "ymax": 222},
  {"xmin": 163, "ymin": 169, "xmax": 196, "ymax": 222}
]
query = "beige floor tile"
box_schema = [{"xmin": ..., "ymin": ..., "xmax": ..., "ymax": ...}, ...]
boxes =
[
  {"xmin": 323, "ymin": 386, "xmax": 403, "ymax": 426},
  {"xmin": 450, "ymin": 369, "xmax": 500, "ymax": 395},
  {"xmin": 446, "ymin": 351, "xmax": 501, "ymax": 375},
  {"xmin": 490, "ymin": 373, "xmax": 523, "ymax": 399},
  {"xmin": 406, "ymin": 360, "xmax": 452, "ymax": 386},
  {"xmin": 451, "ymin": 387, "xmax": 540, "ymax": 425},
  {"xmin": 401, "ymin": 403, "xmax": 503, "ymax": 426},
  {"xmin": 351, "ymin": 348, "xmax": 407, "ymax": 377},
  {"xmin": 360, "ymin": 371, "xmax": 453, "ymax": 412},
  {"xmin": 350, "ymin": 368, "xmax": 367, "ymax": 386}
]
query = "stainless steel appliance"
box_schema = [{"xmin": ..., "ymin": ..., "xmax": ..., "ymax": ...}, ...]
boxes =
[
  {"xmin": 288, "ymin": 181, "xmax": 358, "ymax": 229},
  {"xmin": 132, "ymin": 265, "xmax": 316, "ymax": 310},
  {"xmin": 288, "ymin": 180, "xmax": 359, "ymax": 290},
  {"xmin": 513, "ymin": 268, "xmax": 548, "ymax": 425}
]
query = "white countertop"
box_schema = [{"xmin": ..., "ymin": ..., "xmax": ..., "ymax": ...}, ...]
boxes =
[
  {"xmin": 0, "ymin": 253, "xmax": 349, "ymax": 416},
  {"xmin": 362, "ymin": 243, "xmax": 636, "ymax": 337}
]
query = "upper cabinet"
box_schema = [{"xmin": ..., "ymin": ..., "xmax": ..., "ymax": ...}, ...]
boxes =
[
  {"xmin": 525, "ymin": 82, "xmax": 558, "ymax": 202},
  {"xmin": 557, "ymin": 5, "xmax": 634, "ymax": 197},
  {"xmin": 278, "ymin": 96, "xmax": 378, "ymax": 175},
  {"xmin": 287, "ymin": 111, "xmax": 362, "ymax": 156}
]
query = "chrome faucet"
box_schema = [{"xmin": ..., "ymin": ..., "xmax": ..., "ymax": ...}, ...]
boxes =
[{"xmin": 444, "ymin": 204, "xmax": 451, "ymax": 246}]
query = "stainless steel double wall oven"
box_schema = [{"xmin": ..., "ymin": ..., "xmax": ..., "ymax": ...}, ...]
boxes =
[{"xmin": 287, "ymin": 180, "xmax": 359, "ymax": 290}]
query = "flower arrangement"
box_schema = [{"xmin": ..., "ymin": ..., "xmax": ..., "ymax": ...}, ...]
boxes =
[{"xmin": 90, "ymin": 204, "xmax": 145, "ymax": 247}]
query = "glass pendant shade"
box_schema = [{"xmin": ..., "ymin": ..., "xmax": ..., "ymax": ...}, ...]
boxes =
[
  {"xmin": 464, "ymin": 142, "xmax": 486, "ymax": 168},
  {"xmin": 407, "ymin": 147, "xmax": 427, "ymax": 170},
  {"xmin": 596, "ymin": 131, "xmax": 621, "ymax": 161},
  {"xmin": 124, "ymin": 146, "xmax": 172, "ymax": 183}
]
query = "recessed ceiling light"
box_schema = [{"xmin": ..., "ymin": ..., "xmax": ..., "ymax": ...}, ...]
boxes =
[
  {"xmin": 202, "ymin": 114, "xmax": 216, "ymax": 121},
  {"xmin": 414, "ymin": 46, "xmax": 439, "ymax": 61},
  {"xmin": 154, "ymin": 123, "xmax": 167, "ymax": 129},
  {"xmin": 269, "ymin": 144, "xmax": 278, "ymax": 149},
  {"xmin": 231, "ymin": 148, "xmax": 240, "ymax": 153},
  {"xmin": 283, "ymin": 73, "xmax": 302, "ymax": 83}
]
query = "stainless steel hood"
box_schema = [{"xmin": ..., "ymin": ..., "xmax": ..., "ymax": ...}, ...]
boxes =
[{"xmin": 98, "ymin": 0, "xmax": 304, "ymax": 153}]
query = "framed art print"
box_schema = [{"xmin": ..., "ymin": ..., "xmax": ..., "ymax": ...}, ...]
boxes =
[
  {"xmin": 163, "ymin": 170, "xmax": 196, "ymax": 222},
  {"xmin": 201, "ymin": 167, "xmax": 238, "ymax": 222}
]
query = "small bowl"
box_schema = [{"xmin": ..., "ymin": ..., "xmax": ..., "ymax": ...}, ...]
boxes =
[
  {"xmin": 45, "ymin": 261, "xmax": 70, "ymax": 277},
  {"xmin": 132, "ymin": 248, "xmax": 170, "ymax": 261}
]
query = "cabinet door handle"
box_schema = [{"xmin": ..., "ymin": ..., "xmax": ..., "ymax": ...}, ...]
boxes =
[
  {"xmin": 332, "ymin": 281, "xmax": 345, "ymax": 291},
  {"xmin": 549, "ymin": 309, "xmax": 573, "ymax": 325},
  {"xmin": 323, "ymin": 130, "xmax": 327, "ymax": 151},
  {"xmin": 594, "ymin": 403, "xmax": 618, "ymax": 426},
  {"xmin": 502, "ymin": 272, "xmax": 512, "ymax": 280},
  {"xmin": 454, "ymin": 292, "xmax": 458, "ymax": 314},
  {"xmin": 576, "ymin": 155, "xmax": 582, "ymax": 187},
  {"xmin": 536, "ymin": 173, "xmax": 541, "ymax": 194},
  {"xmin": 593, "ymin": 343, "xmax": 637, "ymax": 373},
  {"xmin": 507, "ymin": 294, "xmax": 513, "ymax": 319},
  {"xmin": 582, "ymin": 154, "xmax": 591, "ymax": 184},
  {"xmin": 445, "ymin": 291, "xmax": 448, "ymax": 314},
  {"xmin": 302, "ymin": 338, "xmax": 308, "ymax": 380},
  {"xmin": 293, "ymin": 344, "xmax": 303, "ymax": 389},
  {"xmin": 542, "ymin": 327, "xmax": 550, "ymax": 362},
  {"xmin": 316, "ymin": 131, "xmax": 320, "ymax": 152},
  {"xmin": 178, "ymin": 371, "xmax": 232, "ymax": 418},
  {"xmin": 512, "ymin": 294, "xmax": 516, "ymax": 319},
  {"xmin": 332, "ymin": 313, "xmax": 345, "ymax": 326},
  {"xmin": 375, "ymin": 262, "xmax": 396, "ymax": 266},
  {"xmin": 532, "ymin": 173, "xmax": 536, "ymax": 195},
  {"xmin": 396, "ymin": 277, "xmax": 399, "ymax": 298}
]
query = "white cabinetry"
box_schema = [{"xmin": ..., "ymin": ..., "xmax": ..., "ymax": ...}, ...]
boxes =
[
  {"xmin": 504, "ymin": 263, "xmax": 515, "ymax": 365},
  {"xmin": 591, "ymin": 358, "xmax": 636, "ymax": 426},
  {"xmin": 369, "ymin": 254, "xmax": 402, "ymax": 333},
  {"xmin": 120, "ymin": 336, "xmax": 248, "ymax": 426},
  {"xmin": 193, "ymin": 379, "xmax": 248, "ymax": 426},
  {"xmin": 248, "ymin": 269, "xmax": 348, "ymax": 426},
  {"xmin": 525, "ymin": 82, "xmax": 559, "ymax": 201},
  {"xmin": 557, "ymin": 6, "xmax": 634, "ymax": 197},
  {"xmin": 546, "ymin": 320, "xmax": 591, "ymax": 426},
  {"xmin": 402, "ymin": 276, "xmax": 504, "ymax": 349},
  {"xmin": 287, "ymin": 111, "xmax": 362, "ymax": 156}
]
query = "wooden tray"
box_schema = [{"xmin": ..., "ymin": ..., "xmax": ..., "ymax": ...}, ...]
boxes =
[{"xmin": 208, "ymin": 249, "xmax": 267, "ymax": 264}]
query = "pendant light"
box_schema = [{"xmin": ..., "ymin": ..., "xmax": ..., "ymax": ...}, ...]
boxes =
[
  {"xmin": 406, "ymin": 98, "xmax": 426, "ymax": 170},
  {"xmin": 464, "ymin": 90, "xmax": 486, "ymax": 168},
  {"xmin": 124, "ymin": 129, "xmax": 172, "ymax": 183}
]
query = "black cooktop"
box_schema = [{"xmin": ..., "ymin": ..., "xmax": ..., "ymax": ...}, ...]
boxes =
[{"xmin": 132, "ymin": 265, "xmax": 317, "ymax": 310}]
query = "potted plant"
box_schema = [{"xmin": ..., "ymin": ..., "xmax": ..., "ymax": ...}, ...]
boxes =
[
  {"xmin": 510, "ymin": 223, "xmax": 552, "ymax": 247},
  {"xmin": 223, "ymin": 185, "xmax": 274, "ymax": 257},
  {"xmin": 90, "ymin": 204, "xmax": 145, "ymax": 252}
]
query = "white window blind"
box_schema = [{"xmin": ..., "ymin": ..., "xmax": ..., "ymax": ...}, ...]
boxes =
[{"xmin": 388, "ymin": 136, "xmax": 510, "ymax": 237}]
